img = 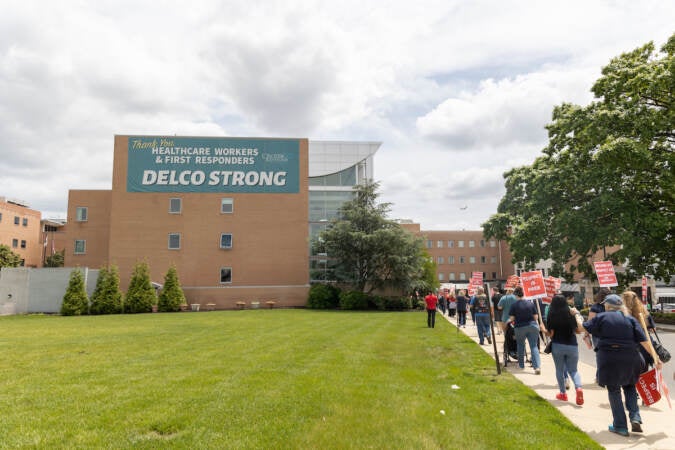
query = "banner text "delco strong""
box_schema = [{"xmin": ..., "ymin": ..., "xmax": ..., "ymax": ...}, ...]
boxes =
[{"xmin": 126, "ymin": 137, "xmax": 300, "ymax": 193}]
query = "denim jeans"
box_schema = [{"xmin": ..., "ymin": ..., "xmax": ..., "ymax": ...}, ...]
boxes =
[
  {"xmin": 607, "ymin": 384, "xmax": 641, "ymax": 429},
  {"xmin": 476, "ymin": 314, "xmax": 491, "ymax": 344},
  {"xmin": 457, "ymin": 310, "xmax": 466, "ymax": 326},
  {"xmin": 514, "ymin": 323, "xmax": 541, "ymax": 369},
  {"xmin": 551, "ymin": 343, "xmax": 581, "ymax": 392}
]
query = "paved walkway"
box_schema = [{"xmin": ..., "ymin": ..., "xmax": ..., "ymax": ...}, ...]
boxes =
[{"xmin": 443, "ymin": 313, "xmax": 675, "ymax": 450}]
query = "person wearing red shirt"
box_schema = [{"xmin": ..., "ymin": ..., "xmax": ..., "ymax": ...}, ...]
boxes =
[{"xmin": 425, "ymin": 292, "xmax": 438, "ymax": 328}]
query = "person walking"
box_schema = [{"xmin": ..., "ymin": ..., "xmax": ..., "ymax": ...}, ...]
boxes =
[
  {"xmin": 508, "ymin": 286, "xmax": 544, "ymax": 374},
  {"xmin": 438, "ymin": 292, "xmax": 447, "ymax": 315},
  {"xmin": 448, "ymin": 292, "xmax": 457, "ymax": 318},
  {"xmin": 424, "ymin": 291, "xmax": 438, "ymax": 328},
  {"xmin": 622, "ymin": 290, "xmax": 657, "ymax": 368},
  {"xmin": 455, "ymin": 290, "xmax": 469, "ymax": 328},
  {"xmin": 491, "ymin": 287, "xmax": 503, "ymax": 334},
  {"xmin": 471, "ymin": 287, "xmax": 492, "ymax": 345},
  {"xmin": 584, "ymin": 287, "xmax": 611, "ymax": 384},
  {"xmin": 583, "ymin": 294, "xmax": 662, "ymax": 437},
  {"xmin": 497, "ymin": 288, "xmax": 517, "ymax": 333},
  {"xmin": 546, "ymin": 294, "xmax": 585, "ymax": 404}
]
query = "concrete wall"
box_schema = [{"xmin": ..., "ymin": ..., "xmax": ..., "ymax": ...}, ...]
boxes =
[{"xmin": 0, "ymin": 267, "xmax": 99, "ymax": 314}]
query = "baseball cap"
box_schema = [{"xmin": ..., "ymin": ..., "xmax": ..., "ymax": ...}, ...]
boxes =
[{"xmin": 602, "ymin": 294, "xmax": 622, "ymax": 306}]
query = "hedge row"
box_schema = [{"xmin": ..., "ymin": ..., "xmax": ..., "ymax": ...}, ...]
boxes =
[{"xmin": 307, "ymin": 284, "xmax": 412, "ymax": 311}]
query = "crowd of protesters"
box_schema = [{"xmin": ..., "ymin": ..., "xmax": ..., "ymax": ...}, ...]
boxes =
[{"xmin": 423, "ymin": 282, "xmax": 667, "ymax": 438}]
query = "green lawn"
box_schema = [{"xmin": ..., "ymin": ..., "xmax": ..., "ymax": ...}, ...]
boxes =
[{"xmin": 0, "ymin": 310, "xmax": 600, "ymax": 449}]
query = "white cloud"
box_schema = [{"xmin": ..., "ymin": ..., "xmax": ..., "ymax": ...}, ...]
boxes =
[
  {"xmin": 0, "ymin": 0, "xmax": 673, "ymax": 230},
  {"xmin": 416, "ymin": 68, "xmax": 595, "ymax": 149}
]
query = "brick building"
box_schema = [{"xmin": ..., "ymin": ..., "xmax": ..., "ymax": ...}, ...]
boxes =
[
  {"xmin": 0, "ymin": 197, "xmax": 42, "ymax": 267},
  {"xmin": 62, "ymin": 135, "xmax": 379, "ymax": 308}
]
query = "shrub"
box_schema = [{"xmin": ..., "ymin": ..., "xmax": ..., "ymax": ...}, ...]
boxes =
[
  {"xmin": 651, "ymin": 312, "xmax": 675, "ymax": 325},
  {"xmin": 339, "ymin": 291, "xmax": 369, "ymax": 310},
  {"xmin": 379, "ymin": 296, "xmax": 412, "ymax": 310},
  {"xmin": 158, "ymin": 266, "xmax": 186, "ymax": 312},
  {"xmin": 61, "ymin": 269, "xmax": 89, "ymax": 316},
  {"xmin": 307, "ymin": 283, "xmax": 341, "ymax": 309},
  {"xmin": 125, "ymin": 261, "xmax": 156, "ymax": 313},
  {"xmin": 44, "ymin": 250, "xmax": 65, "ymax": 267},
  {"xmin": 90, "ymin": 265, "xmax": 123, "ymax": 315}
]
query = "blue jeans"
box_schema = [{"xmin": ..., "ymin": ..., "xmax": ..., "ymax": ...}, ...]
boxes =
[
  {"xmin": 551, "ymin": 343, "xmax": 581, "ymax": 392},
  {"xmin": 476, "ymin": 314, "xmax": 491, "ymax": 344},
  {"xmin": 607, "ymin": 384, "xmax": 641, "ymax": 429},
  {"xmin": 457, "ymin": 310, "xmax": 466, "ymax": 326},
  {"xmin": 514, "ymin": 323, "xmax": 541, "ymax": 369}
]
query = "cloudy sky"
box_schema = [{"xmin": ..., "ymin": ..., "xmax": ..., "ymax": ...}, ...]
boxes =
[{"xmin": 1, "ymin": 0, "xmax": 673, "ymax": 230}]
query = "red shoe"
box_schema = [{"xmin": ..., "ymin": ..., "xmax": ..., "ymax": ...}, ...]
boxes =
[
  {"xmin": 555, "ymin": 392, "xmax": 568, "ymax": 401},
  {"xmin": 575, "ymin": 388, "xmax": 584, "ymax": 406}
]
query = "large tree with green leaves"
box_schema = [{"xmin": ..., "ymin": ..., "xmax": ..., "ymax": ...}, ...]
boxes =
[
  {"xmin": 314, "ymin": 182, "xmax": 427, "ymax": 294},
  {"xmin": 483, "ymin": 34, "xmax": 674, "ymax": 285},
  {"xmin": 0, "ymin": 244, "xmax": 22, "ymax": 268}
]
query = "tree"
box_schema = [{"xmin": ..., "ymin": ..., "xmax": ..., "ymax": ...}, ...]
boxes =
[
  {"xmin": 483, "ymin": 34, "xmax": 675, "ymax": 285},
  {"xmin": 314, "ymin": 182, "xmax": 426, "ymax": 294},
  {"xmin": 410, "ymin": 251, "xmax": 440, "ymax": 295},
  {"xmin": 125, "ymin": 261, "xmax": 156, "ymax": 313},
  {"xmin": 61, "ymin": 269, "xmax": 89, "ymax": 316},
  {"xmin": 44, "ymin": 250, "xmax": 65, "ymax": 267},
  {"xmin": 0, "ymin": 244, "xmax": 22, "ymax": 268},
  {"xmin": 90, "ymin": 265, "xmax": 123, "ymax": 314},
  {"xmin": 158, "ymin": 265, "xmax": 186, "ymax": 312}
]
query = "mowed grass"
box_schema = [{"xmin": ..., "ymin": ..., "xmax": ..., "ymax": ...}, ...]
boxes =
[{"xmin": 0, "ymin": 310, "xmax": 600, "ymax": 449}]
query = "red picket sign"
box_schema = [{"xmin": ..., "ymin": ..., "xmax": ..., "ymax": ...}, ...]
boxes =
[
  {"xmin": 593, "ymin": 261, "xmax": 618, "ymax": 288},
  {"xmin": 636, "ymin": 368, "xmax": 661, "ymax": 406},
  {"xmin": 505, "ymin": 275, "xmax": 520, "ymax": 289},
  {"xmin": 520, "ymin": 271, "xmax": 547, "ymax": 300}
]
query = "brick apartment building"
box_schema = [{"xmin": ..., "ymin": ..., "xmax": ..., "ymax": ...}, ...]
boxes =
[
  {"xmin": 0, "ymin": 197, "xmax": 42, "ymax": 267},
  {"xmin": 400, "ymin": 222, "xmax": 515, "ymax": 288}
]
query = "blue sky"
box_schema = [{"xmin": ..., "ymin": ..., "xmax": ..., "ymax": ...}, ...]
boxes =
[{"xmin": 1, "ymin": 0, "xmax": 673, "ymax": 230}]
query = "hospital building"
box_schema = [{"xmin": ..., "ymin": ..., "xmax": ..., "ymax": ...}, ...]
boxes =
[{"xmin": 62, "ymin": 135, "xmax": 380, "ymax": 308}]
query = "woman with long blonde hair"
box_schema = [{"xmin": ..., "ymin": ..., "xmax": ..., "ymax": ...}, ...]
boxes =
[
  {"xmin": 622, "ymin": 290, "xmax": 656, "ymax": 367},
  {"xmin": 622, "ymin": 290, "xmax": 655, "ymax": 332}
]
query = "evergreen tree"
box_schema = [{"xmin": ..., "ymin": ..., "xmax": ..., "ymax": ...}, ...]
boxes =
[
  {"xmin": 314, "ymin": 182, "xmax": 426, "ymax": 294},
  {"xmin": 105, "ymin": 265, "xmax": 124, "ymax": 313},
  {"xmin": 125, "ymin": 261, "xmax": 156, "ymax": 313},
  {"xmin": 89, "ymin": 266, "xmax": 109, "ymax": 315},
  {"xmin": 90, "ymin": 265, "xmax": 123, "ymax": 314},
  {"xmin": 158, "ymin": 265, "xmax": 186, "ymax": 312},
  {"xmin": 61, "ymin": 269, "xmax": 89, "ymax": 316}
]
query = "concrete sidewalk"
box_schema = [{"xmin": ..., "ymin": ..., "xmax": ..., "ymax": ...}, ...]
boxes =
[{"xmin": 443, "ymin": 313, "xmax": 675, "ymax": 450}]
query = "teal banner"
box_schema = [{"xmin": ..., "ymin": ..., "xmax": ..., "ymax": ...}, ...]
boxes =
[{"xmin": 127, "ymin": 136, "xmax": 300, "ymax": 193}]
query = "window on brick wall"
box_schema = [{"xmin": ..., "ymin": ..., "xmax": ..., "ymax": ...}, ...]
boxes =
[{"xmin": 74, "ymin": 240, "xmax": 86, "ymax": 254}]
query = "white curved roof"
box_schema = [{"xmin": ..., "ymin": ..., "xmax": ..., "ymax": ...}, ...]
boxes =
[{"xmin": 309, "ymin": 140, "xmax": 381, "ymax": 177}]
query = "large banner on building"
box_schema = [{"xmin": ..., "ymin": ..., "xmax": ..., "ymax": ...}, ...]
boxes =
[{"xmin": 126, "ymin": 136, "xmax": 300, "ymax": 193}]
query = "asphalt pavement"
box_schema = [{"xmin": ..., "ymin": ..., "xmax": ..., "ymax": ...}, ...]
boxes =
[{"xmin": 443, "ymin": 313, "xmax": 675, "ymax": 450}]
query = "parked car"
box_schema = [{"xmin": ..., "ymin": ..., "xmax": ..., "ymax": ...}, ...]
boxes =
[{"xmin": 658, "ymin": 303, "xmax": 675, "ymax": 313}]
